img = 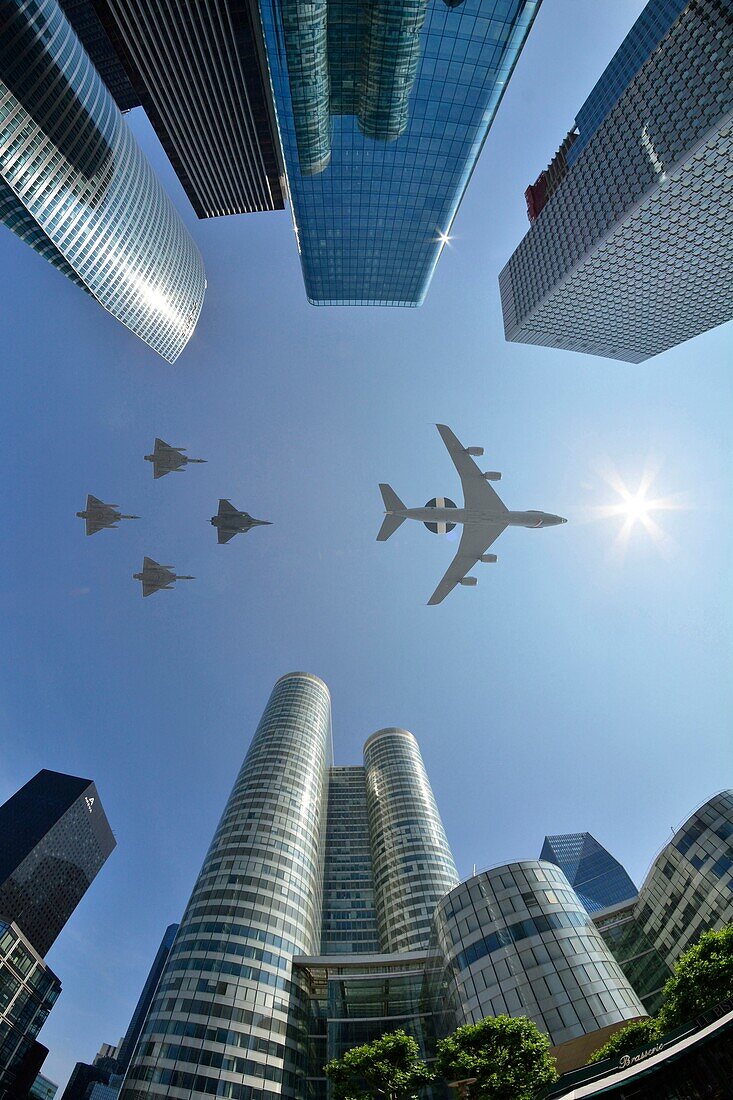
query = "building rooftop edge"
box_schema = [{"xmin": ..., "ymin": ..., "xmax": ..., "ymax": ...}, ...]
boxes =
[
  {"xmin": 273, "ymin": 672, "xmax": 330, "ymax": 693},
  {"xmin": 363, "ymin": 727, "xmax": 416, "ymax": 751}
]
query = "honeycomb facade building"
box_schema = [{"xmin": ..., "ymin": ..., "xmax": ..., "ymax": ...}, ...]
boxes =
[{"xmin": 499, "ymin": 0, "xmax": 733, "ymax": 362}]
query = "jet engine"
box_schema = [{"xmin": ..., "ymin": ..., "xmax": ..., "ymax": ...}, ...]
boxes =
[
  {"xmin": 423, "ymin": 497, "xmax": 457, "ymax": 534},
  {"xmin": 483, "ymin": 472, "xmax": 501, "ymax": 481},
  {"xmin": 480, "ymin": 554, "xmax": 498, "ymax": 563},
  {"xmin": 466, "ymin": 446, "xmax": 484, "ymax": 456},
  {"xmin": 459, "ymin": 577, "xmax": 477, "ymax": 587}
]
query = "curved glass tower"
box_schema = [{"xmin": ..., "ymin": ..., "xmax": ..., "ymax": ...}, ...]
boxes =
[
  {"xmin": 0, "ymin": 0, "xmax": 205, "ymax": 362},
  {"xmin": 120, "ymin": 672, "xmax": 332, "ymax": 1100},
  {"xmin": 364, "ymin": 727, "xmax": 458, "ymax": 952}
]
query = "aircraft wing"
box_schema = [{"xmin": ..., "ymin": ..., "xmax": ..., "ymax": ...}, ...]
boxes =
[
  {"xmin": 427, "ymin": 522, "xmax": 507, "ymax": 606},
  {"xmin": 85, "ymin": 518, "xmax": 106, "ymax": 536},
  {"xmin": 87, "ymin": 494, "xmax": 104, "ymax": 508},
  {"xmin": 142, "ymin": 581, "xmax": 160, "ymax": 597},
  {"xmin": 436, "ymin": 424, "xmax": 507, "ymax": 514},
  {"xmin": 218, "ymin": 499, "xmax": 238, "ymax": 516},
  {"xmin": 143, "ymin": 557, "xmax": 159, "ymax": 570},
  {"xmin": 218, "ymin": 528, "xmax": 239, "ymax": 545}
]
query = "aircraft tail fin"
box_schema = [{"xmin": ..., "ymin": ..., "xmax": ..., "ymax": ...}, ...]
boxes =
[
  {"xmin": 379, "ymin": 483, "xmax": 405, "ymax": 513},
  {"xmin": 377, "ymin": 513, "xmax": 406, "ymax": 542},
  {"xmin": 377, "ymin": 484, "xmax": 406, "ymax": 541}
]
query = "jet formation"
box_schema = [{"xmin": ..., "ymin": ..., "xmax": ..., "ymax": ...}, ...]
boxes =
[
  {"xmin": 378, "ymin": 424, "xmax": 566, "ymax": 605},
  {"xmin": 77, "ymin": 495, "xmax": 139, "ymax": 536},
  {"xmin": 77, "ymin": 440, "xmax": 271, "ymax": 596},
  {"xmin": 144, "ymin": 438, "xmax": 206, "ymax": 479},
  {"xmin": 211, "ymin": 500, "xmax": 272, "ymax": 544}
]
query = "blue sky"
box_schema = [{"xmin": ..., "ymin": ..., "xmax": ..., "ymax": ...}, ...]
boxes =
[{"xmin": 2, "ymin": 0, "xmax": 731, "ymax": 1088}]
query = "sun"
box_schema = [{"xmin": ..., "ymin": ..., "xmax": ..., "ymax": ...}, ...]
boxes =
[{"xmin": 589, "ymin": 459, "xmax": 687, "ymax": 560}]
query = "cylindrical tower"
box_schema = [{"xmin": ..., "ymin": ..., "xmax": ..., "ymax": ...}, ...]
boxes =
[
  {"xmin": 120, "ymin": 672, "xmax": 332, "ymax": 1100},
  {"xmin": 364, "ymin": 728, "xmax": 458, "ymax": 952},
  {"xmin": 431, "ymin": 862, "xmax": 646, "ymax": 1050}
]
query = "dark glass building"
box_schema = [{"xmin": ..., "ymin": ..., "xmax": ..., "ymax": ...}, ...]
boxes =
[
  {"xmin": 0, "ymin": 770, "xmax": 115, "ymax": 957},
  {"xmin": 59, "ymin": 0, "xmax": 540, "ymax": 304},
  {"xmin": 116, "ymin": 924, "xmax": 179, "ymax": 1073},
  {"xmin": 0, "ymin": 921, "xmax": 61, "ymax": 1099},
  {"xmin": 540, "ymin": 833, "xmax": 638, "ymax": 915},
  {"xmin": 59, "ymin": 0, "xmax": 285, "ymax": 217}
]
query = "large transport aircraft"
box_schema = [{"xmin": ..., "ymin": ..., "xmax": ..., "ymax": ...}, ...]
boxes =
[{"xmin": 378, "ymin": 424, "xmax": 566, "ymax": 605}]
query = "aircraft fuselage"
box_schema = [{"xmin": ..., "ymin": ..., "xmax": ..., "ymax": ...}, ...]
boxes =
[{"xmin": 398, "ymin": 507, "xmax": 566, "ymax": 528}]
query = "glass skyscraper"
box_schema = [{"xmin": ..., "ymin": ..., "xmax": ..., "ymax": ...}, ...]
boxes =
[
  {"xmin": 500, "ymin": 0, "xmax": 733, "ymax": 362},
  {"xmin": 119, "ymin": 673, "xmax": 658, "ymax": 1100},
  {"xmin": 540, "ymin": 833, "xmax": 638, "ymax": 915},
  {"xmin": 1, "ymin": 0, "xmax": 206, "ymax": 362},
  {"xmin": 259, "ymin": 0, "xmax": 541, "ymax": 304},
  {"xmin": 0, "ymin": 769, "xmax": 115, "ymax": 958}
]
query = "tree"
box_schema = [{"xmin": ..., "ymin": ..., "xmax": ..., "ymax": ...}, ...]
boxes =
[
  {"xmin": 324, "ymin": 1029, "xmax": 433, "ymax": 1100},
  {"xmin": 586, "ymin": 1018, "xmax": 660, "ymax": 1064},
  {"xmin": 434, "ymin": 1016, "xmax": 557, "ymax": 1100},
  {"xmin": 656, "ymin": 924, "xmax": 733, "ymax": 1032}
]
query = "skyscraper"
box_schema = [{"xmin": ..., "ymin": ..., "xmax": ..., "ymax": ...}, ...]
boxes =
[
  {"xmin": 0, "ymin": 770, "xmax": 116, "ymax": 957},
  {"xmin": 116, "ymin": 925, "xmax": 179, "ymax": 1074},
  {"xmin": 0, "ymin": 921, "xmax": 60, "ymax": 1099},
  {"xmin": 119, "ymin": 673, "xmax": 649, "ymax": 1099},
  {"xmin": 1, "ymin": 0, "xmax": 206, "ymax": 362},
  {"xmin": 539, "ymin": 833, "xmax": 638, "ymax": 915},
  {"xmin": 60, "ymin": 0, "xmax": 540, "ymax": 305},
  {"xmin": 120, "ymin": 675, "xmax": 459, "ymax": 1100},
  {"xmin": 499, "ymin": 0, "xmax": 733, "ymax": 362}
]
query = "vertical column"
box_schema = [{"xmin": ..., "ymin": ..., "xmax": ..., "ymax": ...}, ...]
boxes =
[
  {"xmin": 121, "ymin": 672, "xmax": 332, "ymax": 1100},
  {"xmin": 364, "ymin": 728, "xmax": 458, "ymax": 953}
]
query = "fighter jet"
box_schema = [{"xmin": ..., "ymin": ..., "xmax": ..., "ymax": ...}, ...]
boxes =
[
  {"xmin": 144, "ymin": 439, "xmax": 206, "ymax": 479},
  {"xmin": 378, "ymin": 424, "xmax": 566, "ymax": 605},
  {"xmin": 133, "ymin": 557, "xmax": 195, "ymax": 597},
  {"xmin": 77, "ymin": 495, "xmax": 139, "ymax": 536},
  {"xmin": 211, "ymin": 500, "xmax": 272, "ymax": 544}
]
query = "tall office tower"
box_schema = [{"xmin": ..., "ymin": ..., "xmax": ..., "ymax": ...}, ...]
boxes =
[
  {"xmin": 65, "ymin": 0, "xmax": 539, "ymax": 304},
  {"xmin": 259, "ymin": 0, "xmax": 541, "ymax": 304},
  {"xmin": 0, "ymin": 921, "xmax": 60, "ymax": 1099},
  {"xmin": 540, "ymin": 833, "xmax": 638, "ymax": 914},
  {"xmin": 0, "ymin": 770, "xmax": 115, "ymax": 957},
  {"xmin": 1, "ymin": 0, "xmax": 206, "ymax": 362},
  {"xmin": 120, "ymin": 672, "xmax": 333, "ymax": 1100},
  {"xmin": 116, "ymin": 925, "xmax": 179, "ymax": 1073},
  {"xmin": 364, "ymin": 729, "xmax": 458, "ymax": 952},
  {"xmin": 500, "ymin": 0, "xmax": 733, "ymax": 362},
  {"xmin": 67, "ymin": 0, "xmax": 285, "ymax": 216},
  {"xmin": 320, "ymin": 768, "xmax": 380, "ymax": 955},
  {"xmin": 120, "ymin": 676, "xmax": 460, "ymax": 1100}
]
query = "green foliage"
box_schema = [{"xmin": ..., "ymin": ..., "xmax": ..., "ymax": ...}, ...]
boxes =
[
  {"xmin": 586, "ymin": 1018, "xmax": 660, "ymax": 1064},
  {"xmin": 434, "ymin": 1015, "xmax": 557, "ymax": 1100},
  {"xmin": 656, "ymin": 924, "xmax": 733, "ymax": 1032},
  {"xmin": 324, "ymin": 1029, "xmax": 433, "ymax": 1100}
]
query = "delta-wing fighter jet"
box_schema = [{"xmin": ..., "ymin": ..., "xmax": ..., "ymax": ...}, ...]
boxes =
[
  {"xmin": 133, "ymin": 557, "xmax": 195, "ymax": 597},
  {"xmin": 211, "ymin": 500, "xmax": 272, "ymax": 544},
  {"xmin": 76, "ymin": 495, "xmax": 139, "ymax": 536},
  {"xmin": 378, "ymin": 424, "xmax": 566, "ymax": 605},
  {"xmin": 144, "ymin": 439, "xmax": 206, "ymax": 479}
]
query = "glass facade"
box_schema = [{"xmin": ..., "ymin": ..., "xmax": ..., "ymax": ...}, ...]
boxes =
[
  {"xmin": 364, "ymin": 728, "xmax": 458, "ymax": 953},
  {"xmin": 592, "ymin": 902, "xmax": 671, "ymax": 1015},
  {"xmin": 0, "ymin": 921, "xmax": 61, "ymax": 1098},
  {"xmin": 120, "ymin": 673, "xmax": 333, "ymax": 1100},
  {"xmin": 565, "ymin": 0, "xmax": 688, "ymax": 167},
  {"xmin": 0, "ymin": 0, "xmax": 206, "ymax": 362},
  {"xmin": 632, "ymin": 790, "xmax": 733, "ymax": 971},
  {"xmin": 320, "ymin": 768, "xmax": 380, "ymax": 955},
  {"xmin": 258, "ymin": 0, "xmax": 541, "ymax": 304},
  {"xmin": 429, "ymin": 863, "xmax": 645, "ymax": 1049},
  {"xmin": 116, "ymin": 924, "xmax": 179, "ymax": 1073},
  {"xmin": 0, "ymin": 770, "xmax": 116, "ymax": 958},
  {"xmin": 539, "ymin": 833, "xmax": 638, "ymax": 914},
  {"xmin": 500, "ymin": 0, "xmax": 733, "ymax": 362}
]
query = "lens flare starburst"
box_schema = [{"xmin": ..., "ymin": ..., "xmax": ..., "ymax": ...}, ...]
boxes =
[{"xmin": 590, "ymin": 459, "xmax": 687, "ymax": 560}]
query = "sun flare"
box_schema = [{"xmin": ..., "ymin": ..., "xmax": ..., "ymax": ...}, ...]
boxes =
[{"xmin": 588, "ymin": 460, "xmax": 687, "ymax": 560}]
